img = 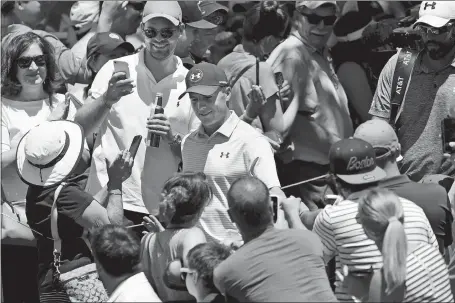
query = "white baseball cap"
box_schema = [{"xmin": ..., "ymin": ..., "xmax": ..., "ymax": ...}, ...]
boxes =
[
  {"xmin": 413, "ymin": 1, "xmax": 455, "ymax": 28},
  {"xmin": 16, "ymin": 121, "xmax": 84, "ymax": 187},
  {"xmin": 142, "ymin": 1, "xmax": 182, "ymax": 25}
]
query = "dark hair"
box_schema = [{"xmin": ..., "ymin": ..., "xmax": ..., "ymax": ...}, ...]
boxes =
[
  {"xmin": 187, "ymin": 242, "xmax": 232, "ymax": 292},
  {"xmin": 227, "ymin": 177, "xmax": 271, "ymax": 229},
  {"xmin": 1, "ymin": 32, "xmax": 59, "ymax": 97},
  {"xmin": 90, "ymin": 225, "xmax": 141, "ymax": 277},
  {"xmin": 1, "ymin": 1, "xmax": 15, "ymax": 15},
  {"xmin": 160, "ymin": 172, "xmax": 213, "ymax": 225},
  {"xmin": 243, "ymin": 1, "xmax": 289, "ymax": 43}
]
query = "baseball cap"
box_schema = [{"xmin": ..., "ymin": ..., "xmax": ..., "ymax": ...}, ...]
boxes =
[
  {"xmin": 353, "ymin": 120, "xmax": 400, "ymax": 160},
  {"xmin": 178, "ymin": 62, "xmax": 229, "ymax": 99},
  {"xmin": 329, "ymin": 138, "xmax": 386, "ymax": 185},
  {"xmin": 296, "ymin": 0, "xmax": 339, "ymax": 11},
  {"xmin": 179, "ymin": 1, "xmax": 217, "ymax": 29},
  {"xmin": 70, "ymin": 1, "xmax": 100, "ymax": 29},
  {"xmin": 86, "ymin": 32, "xmax": 135, "ymax": 59},
  {"xmin": 142, "ymin": 1, "xmax": 182, "ymax": 25},
  {"xmin": 413, "ymin": 1, "xmax": 455, "ymax": 28},
  {"xmin": 199, "ymin": 1, "xmax": 228, "ymax": 18}
]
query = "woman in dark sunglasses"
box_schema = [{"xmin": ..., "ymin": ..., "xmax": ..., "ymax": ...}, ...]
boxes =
[{"xmin": 1, "ymin": 31, "xmax": 82, "ymax": 303}]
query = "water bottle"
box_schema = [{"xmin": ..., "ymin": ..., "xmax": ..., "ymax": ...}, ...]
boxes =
[{"xmin": 146, "ymin": 93, "xmax": 164, "ymax": 148}]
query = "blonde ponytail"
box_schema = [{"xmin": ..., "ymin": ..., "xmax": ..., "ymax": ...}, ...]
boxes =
[
  {"xmin": 357, "ymin": 189, "xmax": 408, "ymax": 295},
  {"xmin": 382, "ymin": 217, "xmax": 407, "ymax": 294}
]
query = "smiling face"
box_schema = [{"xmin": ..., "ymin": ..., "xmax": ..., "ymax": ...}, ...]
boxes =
[
  {"xmin": 294, "ymin": 4, "xmax": 337, "ymax": 49},
  {"xmin": 142, "ymin": 17, "xmax": 181, "ymax": 61},
  {"xmin": 15, "ymin": 43, "xmax": 47, "ymax": 87},
  {"xmin": 418, "ymin": 23, "xmax": 455, "ymax": 60},
  {"xmin": 189, "ymin": 88, "xmax": 230, "ymax": 131}
]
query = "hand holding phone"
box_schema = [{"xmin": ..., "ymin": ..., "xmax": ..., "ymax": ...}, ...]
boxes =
[
  {"xmin": 271, "ymin": 195, "xmax": 279, "ymax": 223},
  {"xmin": 113, "ymin": 60, "xmax": 130, "ymax": 79},
  {"xmin": 129, "ymin": 135, "xmax": 142, "ymax": 160}
]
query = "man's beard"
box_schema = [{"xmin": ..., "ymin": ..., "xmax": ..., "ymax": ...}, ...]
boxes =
[{"xmin": 425, "ymin": 40, "xmax": 455, "ymax": 60}]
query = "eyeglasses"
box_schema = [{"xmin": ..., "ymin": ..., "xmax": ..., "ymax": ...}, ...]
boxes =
[
  {"xmin": 180, "ymin": 268, "xmax": 195, "ymax": 280},
  {"xmin": 415, "ymin": 23, "xmax": 453, "ymax": 35},
  {"xmin": 297, "ymin": 10, "xmax": 337, "ymax": 26},
  {"xmin": 143, "ymin": 27, "xmax": 178, "ymax": 39},
  {"xmin": 17, "ymin": 55, "xmax": 46, "ymax": 69}
]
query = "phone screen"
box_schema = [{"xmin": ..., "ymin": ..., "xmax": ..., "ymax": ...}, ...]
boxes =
[
  {"xmin": 114, "ymin": 61, "xmax": 130, "ymax": 78},
  {"xmin": 274, "ymin": 72, "xmax": 284, "ymax": 89},
  {"xmin": 129, "ymin": 135, "xmax": 142, "ymax": 159},
  {"xmin": 441, "ymin": 118, "xmax": 455, "ymax": 153},
  {"xmin": 271, "ymin": 195, "xmax": 278, "ymax": 223}
]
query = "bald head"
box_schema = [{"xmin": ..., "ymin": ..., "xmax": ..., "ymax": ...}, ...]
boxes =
[{"xmin": 227, "ymin": 177, "xmax": 272, "ymax": 230}]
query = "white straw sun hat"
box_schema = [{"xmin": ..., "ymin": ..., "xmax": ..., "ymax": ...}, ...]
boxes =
[{"xmin": 16, "ymin": 120, "xmax": 84, "ymax": 187}]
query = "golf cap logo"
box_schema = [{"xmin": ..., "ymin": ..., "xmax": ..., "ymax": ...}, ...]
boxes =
[{"xmin": 190, "ymin": 69, "xmax": 203, "ymax": 82}]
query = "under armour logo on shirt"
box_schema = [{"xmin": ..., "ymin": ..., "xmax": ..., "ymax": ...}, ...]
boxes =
[
  {"xmin": 190, "ymin": 70, "xmax": 203, "ymax": 82},
  {"xmin": 424, "ymin": 1, "xmax": 436, "ymax": 9},
  {"xmin": 220, "ymin": 152, "xmax": 230, "ymax": 158},
  {"xmin": 177, "ymin": 101, "xmax": 180, "ymax": 107}
]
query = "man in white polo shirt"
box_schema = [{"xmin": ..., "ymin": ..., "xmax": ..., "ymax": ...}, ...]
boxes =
[
  {"xmin": 74, "ymin": 1, "xmax": 199, "ymax": 224},
  {"xmin": 179, "ymin": 62, "xmax": 286, "ymax": 243}
]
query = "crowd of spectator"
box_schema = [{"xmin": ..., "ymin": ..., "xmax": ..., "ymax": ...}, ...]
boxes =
[{"xmin": 1, "ymin": 1, "xmax": 455, "ymax": 302}]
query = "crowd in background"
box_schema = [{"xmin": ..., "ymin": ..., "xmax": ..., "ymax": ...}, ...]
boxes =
[{"xmin": 1, "ymin": 0, "xmax": 455, "ymax": 302}]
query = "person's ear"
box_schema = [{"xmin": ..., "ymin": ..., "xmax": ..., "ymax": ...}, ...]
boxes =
[{"xmin": 179, "ymin": 23, "xmax": 185, "ymax": 37}]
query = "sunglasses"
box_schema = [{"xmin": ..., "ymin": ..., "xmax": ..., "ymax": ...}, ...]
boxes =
[
  {"xmin": 143, "ymin": 27, "xmax": 178, "ymax": 39},
  {"xmin": 297, "ymin": 10, "xmax": 337, "ymax": 26},
  {"xmin": 17, "ymin": 55, "xmax": 46, "ymax": 69},
  {"xmin": 415, "ymin": 23, "xmax": 453, "ymax": 35},
  {"xmin": 180, "ymin": 268, "xmax": 195, "ymax": 280}
]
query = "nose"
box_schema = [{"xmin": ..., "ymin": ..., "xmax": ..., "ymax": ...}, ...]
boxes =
[
  {"xmin": 29, "ymin": 61, "xmax": 39, "ymax": 70},
  {"xmin": 316, "ymin": 20, "xmax": 325, "ymax": 29}
]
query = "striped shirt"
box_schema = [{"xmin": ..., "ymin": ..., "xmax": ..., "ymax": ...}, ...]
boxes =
[
  {"xmin": 182, "ymin": 112, "xmax": 281, "ymax": 242},
  {"xmin": 313, "ymin": 191, "xmax": 438, "ymax": 302},
  {"xmin": 404, "ymin": 243, "xmax": 453, "ymax": 302}
]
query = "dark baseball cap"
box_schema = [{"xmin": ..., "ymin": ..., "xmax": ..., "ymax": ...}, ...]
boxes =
[
  {"xmin": 199, "ymin": 1, "xmax": 228, "ymax": 17},
  {"xmin": 86, "ymin": 32, "xmax": 135, "ymax": 59},
  {"xmin": 179, "ymin": 1, "xmax": 218, "ymax": 29},
  {"xmin": 329, "ymin": 138, "xmax": 386, "ymax": 185},
  {"xmin": 178, "ymin": 62, "xmax": 229, "ymax": 99}
]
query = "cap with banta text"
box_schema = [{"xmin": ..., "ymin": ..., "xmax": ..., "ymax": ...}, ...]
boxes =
[
  {"xmin": 142, "ymin": 1, "xmax": 182, "ymax": 25},
  {"xmin": 413, "ymin": 1, "xmax": 455, "ymax": 28},
  {"xmin": 178, "ymin": 62, "xmax": 229, "ymax": 99},
  {"xmin": 329, "ymin": 138, "xmax": 386, "ymax": 185}
]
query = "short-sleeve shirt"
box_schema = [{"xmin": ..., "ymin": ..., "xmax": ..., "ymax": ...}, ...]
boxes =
[
  {"xmin": 1, "ymin": 94, "xmax": 79, "ymax": 204},
  {"xmin": 214, "ymin": 227, "xmax": 337, "ymax": 302},
  {"xmin": 379, "ymin": 174, "xmax": 453, "ymax": 252},
  {"xmin": 313, "ymin": 191, "xmax": 439, "ymax": 302},
  {"xmin": 140, "ymin": 229, "xmax": 194, "ymax": 302},
  {"xmin": 218, "ymin": 45, "xmax": 279, "ymax": 131},
  {"xmin": 267, "ymin": 31, "xmax": 353, "ymax": 165},
  {"xmin": 369, "ymin": 50, "xmax": 455, "ymax": 181},
  {"xmin": 85, "ymin": 50, "xmax": 200, "ymax": 214},
  {"xmin": 26, "ymin": 174, "xmax": 93, "ymax": 294},
  {"xmin": 181, "ymin": 112, "xmax": 280, "ymax": 242}
]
